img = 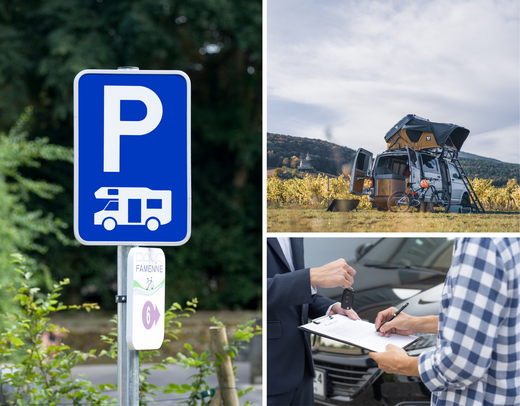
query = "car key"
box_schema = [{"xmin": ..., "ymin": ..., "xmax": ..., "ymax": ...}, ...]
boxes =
[{"xmin": 341, "ymin": 287, "xmax": 354, "ymax": 310}]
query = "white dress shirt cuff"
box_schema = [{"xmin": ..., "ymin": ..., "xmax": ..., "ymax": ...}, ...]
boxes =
[{"xmin": 326, "ymin": 303, "xmax": 339, "ymax": 316}]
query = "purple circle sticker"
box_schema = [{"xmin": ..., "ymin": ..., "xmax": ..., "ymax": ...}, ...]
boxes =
[{"xmin": 142, "ymin": 301, "xmax": 161, "ymax": 329}]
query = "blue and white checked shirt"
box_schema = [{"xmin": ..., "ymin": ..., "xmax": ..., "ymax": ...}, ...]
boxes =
[{"xmin": 418, "ymin": 238, "xmax": 520, "ymax": 406}]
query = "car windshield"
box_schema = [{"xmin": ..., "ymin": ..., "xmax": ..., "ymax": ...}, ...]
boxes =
[
  {"xmin": 103, "ymin": 200, "xmax": 119, "ymax": 211},
  {"xmin": 363, "ymin": 262, "xmax": 445, "ymax": 274},
  {"xmin": 362, "ymin": 238, "xmax": 454, "ymax": 272}
]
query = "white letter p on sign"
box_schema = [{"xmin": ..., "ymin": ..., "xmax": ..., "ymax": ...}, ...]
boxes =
[{"xmin": 104, "ymin": 86, "xmax": 163, "ymax": 172}]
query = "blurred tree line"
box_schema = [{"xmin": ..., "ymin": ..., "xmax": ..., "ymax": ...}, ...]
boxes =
[
  {"xmin": 0, "ymin": 0, "xmax": 262, "ymax": 311},
  {"xmin": 268, "ymin": 133, "xmax": 520, "ymax": 186},
  {"xmin": 267, "ymin": 133, "xmax": 357, "ymax": 176},
  {"xmin": 458, "ymin": 158, "xmax": 519, "ymax": 187}
]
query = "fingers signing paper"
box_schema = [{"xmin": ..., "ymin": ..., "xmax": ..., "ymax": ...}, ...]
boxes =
[{"xmin": 375, "ymin": 307, "xmax": 416, "ymax": 337}]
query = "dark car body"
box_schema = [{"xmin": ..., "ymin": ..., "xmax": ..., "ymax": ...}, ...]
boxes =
[{"xmin": 312, "ymin": 237, "xmax": 454, "ymax": 404}]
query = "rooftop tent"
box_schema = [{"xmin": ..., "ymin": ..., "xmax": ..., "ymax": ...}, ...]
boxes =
[{"xmin": 385, "ymin": 114, "xmax": 470, "ymax": 152}]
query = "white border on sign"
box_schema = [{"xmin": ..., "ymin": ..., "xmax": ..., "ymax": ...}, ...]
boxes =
[{"xmin": 73, "ymin": 69, "xmax": 191, "ymax": 246}]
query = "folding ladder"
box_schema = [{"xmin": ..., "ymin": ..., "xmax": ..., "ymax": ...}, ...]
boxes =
[{"xmin": 446, "ymin": 150, "xmax": 486, "ymax": 213}]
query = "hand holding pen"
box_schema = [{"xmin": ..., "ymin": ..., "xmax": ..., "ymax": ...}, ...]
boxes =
[{"xmin": 375, "ymin": 303, "xmax": 413, "ymax": 337}]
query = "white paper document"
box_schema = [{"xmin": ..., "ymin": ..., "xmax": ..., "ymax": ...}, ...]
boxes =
[{"xmin": 298, "ymin": 314, "xmax": 419, "ymax": 352}]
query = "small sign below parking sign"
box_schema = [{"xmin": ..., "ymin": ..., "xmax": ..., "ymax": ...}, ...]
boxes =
[
  {"xmin": 127, "ymin": 247, "xmax": 165, "ymax": 350},
  {"xmin": 73, "ymin": 69, "xmax": 191, "ymax": 246}
]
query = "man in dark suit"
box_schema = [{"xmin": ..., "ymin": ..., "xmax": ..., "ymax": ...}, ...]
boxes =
[{"xmin": 267, "ymin": 237, "xmax": 360, "ymax": 405}]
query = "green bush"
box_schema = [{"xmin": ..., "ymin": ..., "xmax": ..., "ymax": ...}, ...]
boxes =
[
  {"xmin": 0, "ymin": 255, "xmax": 261, "ymax": 406},
  {"xmin": 0, "ymin": 255, "xmax": 110, "ymax": 405},
  {"xmin": 100, "ymin": 302, "xmax": 261, "ymax": 406},
  {"xmin": 0, "ymin": 108, "xmax": 73, "ymax": 323}
]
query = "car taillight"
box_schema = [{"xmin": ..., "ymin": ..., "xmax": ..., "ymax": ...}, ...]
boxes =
[{"xmin": 369, "ymin": 179, "xmax": 373, "ymax": 188}]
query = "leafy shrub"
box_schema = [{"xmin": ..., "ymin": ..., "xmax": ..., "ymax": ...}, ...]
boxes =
[
  {"xmin": 0, "ymin": 255, "xmax": 111, "ymax": 405},
  {"xmin": 0, "ymin": 255, "xmax": 262, "ymax": 406}
]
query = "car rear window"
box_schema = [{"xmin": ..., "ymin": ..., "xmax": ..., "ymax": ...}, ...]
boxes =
[{"xmin": 375, "ymin": 156, "xmax": 408, "ymax": 176}]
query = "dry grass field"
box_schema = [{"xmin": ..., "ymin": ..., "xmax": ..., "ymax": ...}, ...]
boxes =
[{"xmin": 267, "ymin": 207, "xmax": 520, "ymax": 233}]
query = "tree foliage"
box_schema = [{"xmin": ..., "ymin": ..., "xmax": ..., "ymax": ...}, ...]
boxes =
[
  {"xmin": 267, "ymin": 133, "xmax": 357, "ymax": 175},
  {"xmin": 458, "ymin": 158, "xmax": 519, "ymax": 186},
  {"xmin": 268, "ymin": 133, "xmax": 520, "ymax": 185},
  {"xmin": 272, "ymin": 168, "xmax": 283, "ymax": 178},
  {"xmin": 0, "ymin": 256, "xmax": 108, "ymax": 405},
  {"xmin": 0, "ymin": 258, "xmax": 261, "ymax": 405},
  {"xmin": 0, "ymin": 109, "xmax": 72, "ymax": 317},
  {"xmin": 0, "ymin": 0, "xmax": 262, "ymax": 310}
]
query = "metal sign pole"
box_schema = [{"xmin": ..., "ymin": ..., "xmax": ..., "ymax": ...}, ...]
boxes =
[
  {"xmin": 74, "ymin": 65, "xmax": 190, "ymax": 404},
  {"xmin": 117, "ymin": 245, "xmax": 139, "ymax": 405}
]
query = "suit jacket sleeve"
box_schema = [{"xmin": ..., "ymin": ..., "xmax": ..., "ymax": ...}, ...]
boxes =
[
  {"xmin": 266, "ymin": 238, "xmax": 336, "ymax": 396},
  {"xmin": 267, "ymin": 239, "xmax": 335, "ymax": 313},
  {"xmin": 267, "ymin": 268, "xmax": 314, "ymax": 309}
]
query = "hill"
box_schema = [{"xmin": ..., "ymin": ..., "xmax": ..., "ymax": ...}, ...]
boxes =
[
  {"xmin": 267, "ymin": 133, "xmax": 519, "ymax": 186},
  {"xmin": 458, "ymin": 151, "xmax": 502, "ymax": 163},
  {"xmin": 267, "ymin": 133, "xmax": 358, "ymax": 176}
]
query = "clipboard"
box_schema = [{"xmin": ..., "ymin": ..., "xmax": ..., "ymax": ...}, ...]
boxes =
[{"xmin": 298, "ymin": 314, "xmax": 419, "ymax": 353}]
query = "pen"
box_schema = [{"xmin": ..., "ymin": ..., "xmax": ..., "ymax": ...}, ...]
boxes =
[{"xmin": 376, "ymin": 302, "xmax": 409, "ymax": 333}]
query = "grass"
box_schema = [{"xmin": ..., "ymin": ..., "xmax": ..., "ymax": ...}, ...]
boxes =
[{"xmin": 267, "ymin": 207, "xmax": 520, "ymax": 233}]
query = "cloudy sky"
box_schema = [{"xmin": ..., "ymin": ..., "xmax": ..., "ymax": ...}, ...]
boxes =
[{"xmin": 267, "ymin": 0, "xmax": 520, "ymax": 163}]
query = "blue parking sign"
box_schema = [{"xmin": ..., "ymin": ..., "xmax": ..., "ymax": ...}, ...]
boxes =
[{"xmin": 74, "ymin": 69, "xmax": 191, "ymax": 245}]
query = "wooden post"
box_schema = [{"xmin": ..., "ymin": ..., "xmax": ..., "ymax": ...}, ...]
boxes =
[
  {"xmin": 209, "ymin": 326, "xmax": 239, "ymax": 406},
  {"xmin": 327, "ymin": 176, "xmax": 330, "ymax": 207},
  {"xmin": 208, "ymin": 389, "xmax": 222, "ymax": 406}
]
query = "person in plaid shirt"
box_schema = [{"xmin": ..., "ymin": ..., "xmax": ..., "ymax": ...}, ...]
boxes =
[{"xmin": 370, "ymin": 237, "xmax": 520, "ymax": 405}]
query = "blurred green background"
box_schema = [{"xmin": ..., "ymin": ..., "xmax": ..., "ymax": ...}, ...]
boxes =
[{"xmin": 0, "ymin": 0, "xmax": 262, "ymax": 312}]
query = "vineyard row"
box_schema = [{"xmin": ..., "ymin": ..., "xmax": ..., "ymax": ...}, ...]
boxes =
[{"xmin": 267, "ymin": 175, "xmax": 520, "ymax": 210}]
